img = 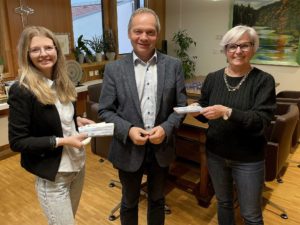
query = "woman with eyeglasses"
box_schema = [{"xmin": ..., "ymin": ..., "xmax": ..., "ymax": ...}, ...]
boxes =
[
  {"xmin": 189, "ymin": 25, "xmax": 276, "ymax": 224},
  {"xmin": 8, "ymin": 26, "xmax": 94, "ymax": 225}
]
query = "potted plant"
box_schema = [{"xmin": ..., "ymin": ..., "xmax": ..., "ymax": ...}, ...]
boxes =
[
  {"xmin": 86, "ymin": 35, "xmax": 104, "ymax": 62},
  {"xmin": 103, "ymin": 30, "xmax": 116, "ymax": 61},
  {"xmin": 172, "ymin": 30, "xmax": 197, "ymax": 79},
  {"xmin": 74, "ymin": 35, "xmax": 93, "ymax": 63}
]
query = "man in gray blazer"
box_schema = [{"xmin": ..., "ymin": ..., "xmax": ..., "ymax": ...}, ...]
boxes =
[{"xmin": 99, "ymin": 8, "xmax": 186, "ymax": 225}]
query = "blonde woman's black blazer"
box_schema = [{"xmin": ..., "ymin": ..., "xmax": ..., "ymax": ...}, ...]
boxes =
[{"xmin": 8, "ymin": 82, "xmax": 77, "ymax": 181}]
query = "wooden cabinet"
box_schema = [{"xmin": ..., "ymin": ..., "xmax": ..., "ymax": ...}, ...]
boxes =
[
  {"xmin": 170, "ymin": 115, "xmax": 214, "ymax": 207},
  {"xmin": 80, "ymin": 61, "xmax": 106, "ymax": 83},
  {"xmin": 176, "ymin": 124, "xmax": 206, "ymax": 163}
]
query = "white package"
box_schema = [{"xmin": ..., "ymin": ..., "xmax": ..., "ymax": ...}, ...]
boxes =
[
  {"xmin": 173, "ymin": 105, "xmax": 203, "ymax": 114},
  {"xmin": 79, "ymin": 122, "xmax": 114, "ymax": 137}
]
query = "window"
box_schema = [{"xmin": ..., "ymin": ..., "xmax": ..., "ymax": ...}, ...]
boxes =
[
  {"xmin": 71, "ymin": 0, "xmax": 145, "ymax": 55},
  {"xmin": 117, "ymin": 0, "xmax": 145, "ymax": 54},
  {"xmin": 71, "ymin": 0, "xmax": 103, "ymax": 46}
]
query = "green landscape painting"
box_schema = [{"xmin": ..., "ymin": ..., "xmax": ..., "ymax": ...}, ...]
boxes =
[{"xmin": 232, "ymin": 0, "xmax": 300, "ymax": 66}]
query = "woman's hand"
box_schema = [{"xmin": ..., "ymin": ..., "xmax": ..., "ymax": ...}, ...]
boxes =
[
  {"xmin": 188, "ymin": 102, "xmax": 202, "ymax": 117},
  {"xmin": 77, "ymin": 116, "xmax": 95, "ymax": 127},
  {"xmin": 201, "ymin": 105, "xmax": 230, "ymax": 120},
  {"xmin": 56, "ymin": 133, "xmax": 88, "ymax": 149}
]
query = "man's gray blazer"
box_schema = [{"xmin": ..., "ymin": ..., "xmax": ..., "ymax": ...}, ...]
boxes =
[{"xmin": 98, "ymin": 52, "xmax": 187, "ymax": 172}]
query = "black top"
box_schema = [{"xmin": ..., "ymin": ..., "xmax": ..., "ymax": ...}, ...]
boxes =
[{"xmin": 196, "ymin": 67, "xmax": 276, "ymax": 162}]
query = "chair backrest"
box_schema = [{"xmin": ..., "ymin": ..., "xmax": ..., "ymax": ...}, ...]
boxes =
[
  {"xmin": 276, "ymin": 91, "xmax": 300, "ymax": 152},
  {"xmin": 276, "ymin": 91, "xmax": 300, "ymax": 117},
  {"xmin": 87, "ymin": 83, "xmax": 102, "ymax": 103},
  {"xmin": 86, "ymin": 82, "xmax": 112, "ymax": 158},
  {"xmin": 277, "ymin": 90, "xmax": 300, "ymax": 100},
  {"xmin": 265, "ymin": 103, "xmax": 299, "ymax": 181}
]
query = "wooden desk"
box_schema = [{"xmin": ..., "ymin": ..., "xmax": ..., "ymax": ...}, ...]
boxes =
[{"xmin": 170, "ymin": 114, "xmax": 214, "ymax": 208}]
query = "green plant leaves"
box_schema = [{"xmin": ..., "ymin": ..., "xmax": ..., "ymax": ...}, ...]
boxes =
[{"xmin": 172, "ymin": 30, "xmax": 197, "ymax": 79}]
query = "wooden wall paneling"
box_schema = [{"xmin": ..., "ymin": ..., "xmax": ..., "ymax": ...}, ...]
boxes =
[
  {"xmin": 26, "ymin": 0, "xmax": 74, "ymax": 59},
  {"xmin": 0, "ymin": 0, "xmax": 17, "ymax": 79},
  {"xmin": 5, "ymin": 0, "xmax": 26, "ymax": 76},
  {"xmin": 103, "ymin": 0, "xmax": 118, "ymax": 54},
  {"xmin": 5, "ymin": 0, "xmax": 74, "ymax": 78},
  {"xmin": 147, "ymin": 0, "xmax": 166, "ymax": 50}
]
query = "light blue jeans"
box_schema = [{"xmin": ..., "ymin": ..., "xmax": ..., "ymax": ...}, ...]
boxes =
[
  {"xmin": 35, "ymin": 168, "xmax": 85, "ymax": 225},
  {"xmin": 207, "ymin": 151, "xmax": 264, "ymax": 225}
]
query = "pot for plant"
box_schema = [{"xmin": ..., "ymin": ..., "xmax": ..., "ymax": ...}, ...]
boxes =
[
  {"xmin": 78, "ymin": 53, "xmax": 85, "ymax": 64},
  {"xmin": 0, "ymin": 65, "xmax": 4, "ymax": 74},
  {"xmin": 106, "ymin": 52, "xmax": 115, "ymax": 61},
  {"xmin": 95, "ymin": 53, "xmax": 103, "ymax": 62}
]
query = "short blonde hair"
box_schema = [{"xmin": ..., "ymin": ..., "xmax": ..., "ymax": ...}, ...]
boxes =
[
  {"xmin": 220, "ymin": 25, "xmax": 259, "ymax": 53},
  {"xmin": 17, "ymin": 26, "xmax": 76, "ymax": 105},
  {"xmin": 128, "ymin": 8, "xmax": 161, "ymax": 33}
]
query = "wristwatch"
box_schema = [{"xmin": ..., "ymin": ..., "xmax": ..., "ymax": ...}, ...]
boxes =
[{"xmin": 223, "ymin": 108, "xmax": 232, "ymax": 120}]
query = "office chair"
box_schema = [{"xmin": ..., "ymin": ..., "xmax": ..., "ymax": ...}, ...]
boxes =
[
  {"xmin": 276, "ymin": 91, "xmax": 300, "ymax": 168},
  {"xmin": 264, "ymin": 103, "xmax": 299, "ymax": 219}
]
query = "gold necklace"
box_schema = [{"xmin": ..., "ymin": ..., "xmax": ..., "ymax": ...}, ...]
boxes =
[{"xmin": 223, "ymin": 68, "xmax": 252, "ymax": 92}]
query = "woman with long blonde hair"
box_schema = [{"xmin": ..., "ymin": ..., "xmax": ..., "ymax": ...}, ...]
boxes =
[{"xmin": 8, "ymin": 26, "xmax": 94, "ymax": 225}]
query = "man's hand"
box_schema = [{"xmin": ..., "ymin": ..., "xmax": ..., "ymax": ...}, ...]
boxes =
[
  {"xmin": 128, "ymin": 127, "xmax": 149, "ymax": 145},
  {"xmin": 148, "ymin": 126, "xmax": 166, "ymax": 144}
]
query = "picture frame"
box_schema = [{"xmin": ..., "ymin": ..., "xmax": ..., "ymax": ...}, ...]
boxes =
[
  {"xmin": 231, "ymin": 0, "xmax": 300, "ymax": 66},
  {"xmin": 55, "ymin": 33, "xmax": 70, "ymax": 55}
]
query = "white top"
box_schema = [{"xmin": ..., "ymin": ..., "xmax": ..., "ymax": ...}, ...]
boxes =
[
  {"xmin": 133, "ymin": 52, "xmax": 157, "ymax": 130},
  {"xmin": 47, "ymin": 78, "xmax": 85, "ymax": 172}
]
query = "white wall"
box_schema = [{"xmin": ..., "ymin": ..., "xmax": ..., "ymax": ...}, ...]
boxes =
[{"xmin": 165, "ymin": 0, "xmax": 300, "ymax": 93}]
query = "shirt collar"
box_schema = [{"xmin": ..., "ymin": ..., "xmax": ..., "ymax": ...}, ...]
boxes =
[
  {"xmin": 44, "ymin": 77, "xmax": 54, "ymax": 88},
  {"xmin": 133, "ymin": 51, "xmax": 157, "ymax": 66}
]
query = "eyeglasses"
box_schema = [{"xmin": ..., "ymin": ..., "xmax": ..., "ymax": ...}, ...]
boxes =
[
  {"xmin": 226, "ymin": 42, "xmax": 253, "ymax": 53},
  {"xmin": 29, "ymin": 45, "xmax": 56, "ymax": 56}
]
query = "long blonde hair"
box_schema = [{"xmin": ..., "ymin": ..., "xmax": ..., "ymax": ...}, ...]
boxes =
[{"xmin": 17, "ymin": 26, "xmax": 77, "ymax": 105}]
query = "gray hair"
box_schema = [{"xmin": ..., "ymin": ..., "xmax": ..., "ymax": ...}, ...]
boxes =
[
  {"xmin": 128, "ymin": 8, "xmax": 161, "ymax": 33},
  {"xmin": 220, "ymin": 25, "xmax": 259, "ymax": 52}
]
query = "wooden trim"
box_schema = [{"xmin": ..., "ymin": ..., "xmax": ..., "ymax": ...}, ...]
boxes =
[
  {"xmin": 0, "ymin": 0, "xmax": 16, "ymax": 79},
  {"xmin": 0, "ymin": 144, "xmax": 15, "ymax": 160},
  {"xmin": 0, "ymin": 109, "xmax": 8, "ymax": 115},
  {"xmin": 148, "ymin": 0, "xmax": 166, "ymax": 50},
  {"xmin": 103, "ymin": 0, "xmax": 119, "ymax": 54}
]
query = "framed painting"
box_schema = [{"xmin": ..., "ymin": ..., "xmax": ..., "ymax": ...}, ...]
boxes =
[
  {"xmin": 232, "ymin": 0, "xmax": 300, "ymax": 66},
  {"xmin": 55, "ymin": 33, "xmax": 70, "ymax": 55}
]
